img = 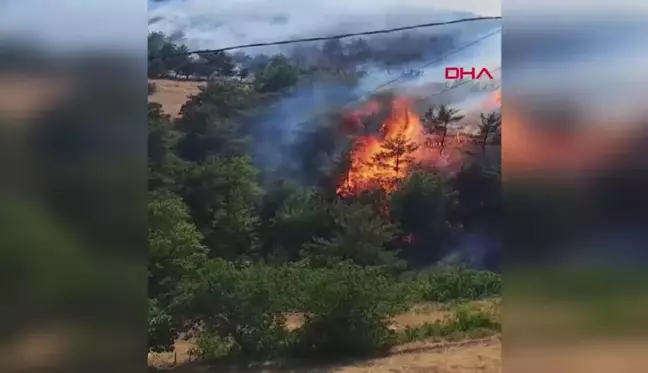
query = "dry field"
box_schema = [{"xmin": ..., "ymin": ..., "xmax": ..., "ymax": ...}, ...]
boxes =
[
  {"xmin": 149, "ymin": 79, "xmax": 204, "ymax": 118},
  {"xmin": 149, "ymin": 300, "xmax": 501, "ymax": 373}
]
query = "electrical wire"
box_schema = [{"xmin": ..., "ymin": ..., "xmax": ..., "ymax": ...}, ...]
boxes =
[{"xmin": 155, "ymin": 16, "xmax": 501, "ymax": 58}]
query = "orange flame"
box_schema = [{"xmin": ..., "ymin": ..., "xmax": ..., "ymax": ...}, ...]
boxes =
[
  {"xmin": 337, "ymin": 92, "xmax": 501, "ymax": 197},
  {"xmin": 337, "ymin": 98, "xmax": 433, "ymax": 196},
  {"xmin": 482, "ymin": 89, "xmax": 501, "ymax": 110}
]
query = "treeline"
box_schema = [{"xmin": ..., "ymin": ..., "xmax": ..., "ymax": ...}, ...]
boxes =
[{"xmin": 148, "ymin": 32, "xmax": 501, "ymax": 362}]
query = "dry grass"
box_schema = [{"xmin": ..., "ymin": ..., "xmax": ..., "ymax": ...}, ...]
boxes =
[
  {"xmin": 149, "ymin": 79, "xmax": 204, "ymax": 118},
  {"xmin": 151, "ymin": 337, "xmax": 500, "ymax": 373},
  {"xmin": 336, "ymin": 336, "xmax": 500, "ymax": 373},
  {"xmin": 149, "ymin": 300, "xmax": 501, "ymax": 372}
]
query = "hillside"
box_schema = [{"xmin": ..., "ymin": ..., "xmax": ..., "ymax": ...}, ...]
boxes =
[{"xmin": 147, "ymin": 20, "xmax": 501, "ymax": 373}]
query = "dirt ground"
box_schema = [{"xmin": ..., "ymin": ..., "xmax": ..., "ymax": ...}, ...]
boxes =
[{"xmin": 150, "ymin": 337, "xmax": 500, "ymax": 373}]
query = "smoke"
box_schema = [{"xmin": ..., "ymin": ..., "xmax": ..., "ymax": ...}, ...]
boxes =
[
  {"xmin": 149, "ymin": 0, "xmax": 501, "ymax": 182},
  {"xmin": 149, "ymin": 0, "xmax": 500, "ymax": 50},
  {"xmin": 249, "ymin": 80, "xmax": 359, "ymax": 180}
]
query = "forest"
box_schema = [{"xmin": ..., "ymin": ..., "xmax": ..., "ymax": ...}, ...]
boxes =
[{"xmin": 147, "ymin": 30, "xmax": 502, "ymax": 365}]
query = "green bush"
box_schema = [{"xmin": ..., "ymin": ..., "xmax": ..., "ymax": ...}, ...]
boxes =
[
  {"xmin": 416, "ymin": 267, "xmax": 500, "ymax": 302},
  {"xmin": 174, "ymin": 259, "xmax": 290, "ymax": 359},
  {"xmin": 451, "ymin": 304, "xmax": 500, "ymax": 332},
  {"xmin": 292, "ymin": 262, "xmax": 410, "ymax": 357},
  {"xmin": 148, "ymin": 299, "xmax": 178, "ymax": 353},
  {"xmin": 190, "ymin": 331, "xmax": 232, "ymax": 360}
]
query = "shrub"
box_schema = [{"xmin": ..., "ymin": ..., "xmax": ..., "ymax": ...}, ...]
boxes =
[
  {"xmin": 292, "ymin": 262, "xmax": 410, "ymax": 357},
  {"xmin": 190, "ymin": 331, "xmax": 232, "ymax": 360},
  {"xmin": 398, "ymin": 303, "xmax": 500, "ymax": 343},
  {"xmin": 174, "ymin": 259, "xmax": 289, "ymax": 359},
  {"xmin": 417, "ymin": 267, "xmax": 500, "ymax": 302},
  {"xmin": 148, "ymin": 299, "xmax": 178, "ymax": 353},
  {"xmin": 451, "ymin": 303, "xmax": 500, "ymax": 332}
]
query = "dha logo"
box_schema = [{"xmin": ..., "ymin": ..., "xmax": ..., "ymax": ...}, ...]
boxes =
[{"xmin": 445, "ymin": 67, "xmax": 494, "ymax": 80}]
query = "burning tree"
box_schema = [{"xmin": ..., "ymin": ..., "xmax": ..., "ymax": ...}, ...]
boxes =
[
  {"xmin": 422, "ymin": 105, "xmax": 465, "ymax": 155},
  {"xmin": 370, "ymin": 134, "xmax": 420, "ymax": 190},
  {"xmin": 337, "ymin": 98, "xmax": 428, "ymax": 197}
]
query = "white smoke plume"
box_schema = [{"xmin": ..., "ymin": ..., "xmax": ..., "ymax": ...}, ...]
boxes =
[{"xmin": 149, "ymin": 0, "xmax": 500, "ymax": 51}]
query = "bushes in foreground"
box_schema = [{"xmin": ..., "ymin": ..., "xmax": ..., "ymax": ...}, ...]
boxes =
[
  {"xmin": 414, "ymin": 267, "xmax": 501, "ymax": 302},
  {"xmin": 399, "ymin": 303, "xmax": 500, "ymax": 343},
  {"xmin": 148, "ymin": 299, "xmax": 179, "ymax": 353},
  {"xmin": 292, "ymin": 263, "xmax": 411, "ymax": 357},
  {"xmin": 150, "ymin": 263, "xmax": 500, "ymax": 360},
  {"xmin": 173, "ymin": 260, "xmax": 291, "ymax": 359},
  {"xmin": 172, "ymin": 260, "xmax": 411, "ymax": 359}
]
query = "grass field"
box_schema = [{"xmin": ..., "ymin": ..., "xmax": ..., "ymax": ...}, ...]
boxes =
[
  {"xmin": 148, "ymin": 79, "xmax": 204, "ymax": 118},
  {"xmin": 148, "ymin": 299, "xmax": 501, "ymax": 373}
]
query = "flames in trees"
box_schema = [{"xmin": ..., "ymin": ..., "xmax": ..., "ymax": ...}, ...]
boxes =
[
  {"xmin": 337, "ymin": 97, "xmax": 442, "ymax": 196},
  {"xmin": 337, "ymin": 90, "xmax": 501, "ymax": 197}
]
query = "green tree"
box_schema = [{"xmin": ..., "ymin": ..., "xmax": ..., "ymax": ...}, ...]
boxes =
[
  {"xmin": 450, "ymin": 162, "xmax": 501, "ymax": 233},
  {"xmin": 174, "ymin": 260, "xmax": 289, "ymax": 358},
  {"xmin": 422, "ymin": 105, "xmax": 465, "ymax": 154},
  {"xmin": 390, "ymin": 170, "xmax": 457, "ymax": 264},
  {"xmin": 171, "ymin": 44, "xmax": 192, "ymax": 78},
  {"xmin": 178, "ymin": 156, "xmax": 261, "ymax": 259},
  {"xmin": 148, "ymin": 298, "xmax": 178, "ymax": 353},
  {"xmin": 176, "ymin": 54, "xmax": 198, "ymax": 79},
  {"xmin": 148, "ymin": 32, "xmax": 169, "ymax": 77},
  {"xmin": 201, "ymin": 51, "xmax": 237, "ymax": 77},
  {"xmin": 265, "ymin": 188, "xmax": 333, "ymax": 261},
  {"xmin": 147, "ymin": 32, "xmax": 191, "ymax": 77},
  {"xmin": 175, "ymin": 79, "xmax": 258, "ymax": 162},
  {"xmin": 302, "ymin": 201, "xmax": 404, "ymax": 270},
  {"xmin": 294, "ymin": 262, "xmax": 410, "ymax": 357},
  {"xmin": 148, "ymin": 102, "xmax": 185, "ymax": 192},
  {"xmin": 148, "ymin": 191, "xmax": 206, "ymax": 302},
  {"xmin": 254, "ymin": 55, "xmax": 299, "ymax": 93}
]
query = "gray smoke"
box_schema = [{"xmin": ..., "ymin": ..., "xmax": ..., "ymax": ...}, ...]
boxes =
[
  {"xmin": 148, "ymin": 0, "xmax": 500, "ymax": 50},
  {"xmin": 148, "ymin": 0, "xmax": 501, "ymax": 180}
]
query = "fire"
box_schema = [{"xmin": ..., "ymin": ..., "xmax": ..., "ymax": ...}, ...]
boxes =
[
  {"xmin": 337, "ymin": 98, "xmax": 432, "ymax": 196},
  {"xmin": 482, "ymin": 89, "xmax": 501, "ymax": 110},
  {"xmin": 337, "ymin": 91, "xmax": 501, "ymax": 197}
]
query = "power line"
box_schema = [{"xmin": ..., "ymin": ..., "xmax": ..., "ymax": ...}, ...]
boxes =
[
  {"xmin": 159, "ymin": 16, "xmax": 501, "ymax": 58},
  {"xmin": 297, "ymin": 30, "xmax": 500, "ymax": 125},
  {"xmin": 345, "ymin": 28, "xmax": 501, "ymax": 108}
]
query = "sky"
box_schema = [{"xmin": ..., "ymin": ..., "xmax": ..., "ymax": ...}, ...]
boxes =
[{"xmin": 0, "ymin": 0, "xmax": 501, "ymax": 57}]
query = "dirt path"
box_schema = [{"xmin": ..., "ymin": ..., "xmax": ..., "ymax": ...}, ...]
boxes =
[{"xmin": 152, "ymin": 336, "xmax": 500, "ymax": 373}]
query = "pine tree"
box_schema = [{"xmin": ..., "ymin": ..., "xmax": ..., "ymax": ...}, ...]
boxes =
[
  {"xmin": 478, "ymin": 111, "xmax": 502, "ymax": 155},
  {"xmin": 422, "ymin": 105, "xmax": 464, "ymax": 155}
]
